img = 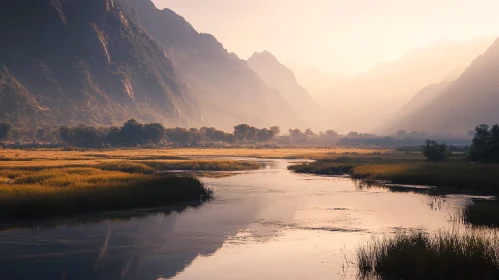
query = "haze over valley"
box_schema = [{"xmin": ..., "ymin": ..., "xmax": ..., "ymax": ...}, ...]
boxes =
[{"xmin": 1, "ymin": 0, "xmax": 498, "ymax": 136}]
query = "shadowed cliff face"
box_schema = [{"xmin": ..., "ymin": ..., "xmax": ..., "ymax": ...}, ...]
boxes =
[
  {"xmin": 385, "ymin": 38, "xmax": 499, "ymax": 134},
  {"xmin": 121, "ymin": 0, "xmax": 305, "ymax": 130},
  {"xmin": 0, "ymin": 0, "xmax": 199, "ymax": 127}
]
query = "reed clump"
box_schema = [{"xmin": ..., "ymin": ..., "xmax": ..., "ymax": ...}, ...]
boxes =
[
  {"xmin": 461, "ymin": 200, "xmax": 499, "ymax": 228},
  {"xmin": 357, "ymin": 230, "xmax": 499, "ymax": 280}
]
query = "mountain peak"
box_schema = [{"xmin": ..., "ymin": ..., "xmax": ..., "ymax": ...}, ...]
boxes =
[{"xmin": 249, "ymin": 51, "xmax": 278, "ymax": 62}]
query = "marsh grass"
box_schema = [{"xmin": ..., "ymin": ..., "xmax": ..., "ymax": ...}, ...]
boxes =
[
  {"xmin": 357, "ymin": 230, "xmax": 499, "ymax": 280},
  {"xmin": 461, "ymin": 200, "xmax": 499, "ymax": 228},
  {"xmin": 0, "ymin": 148, "xmax": 387, "ymax": 162},
  {"xmin": 141, "ymin": 160, "xmax": 262, "ymax": 171},
  {"xmin": 95, "ymin": 160, "xmax": 262, "ymax": 173},
  {"xmin": 289, "ymin": 159, "xmax": 499, "ymax": 195},
  {"xmin": 0, "ymin": 167, "xmax": 212, "ymax": 221},
  {"xmin": 288, "ymin": 162, "xmax": 354, "ymax": 175},
  {"xmin": 96, "ymin": 161, "xmax": 156, "ymax": 174}
]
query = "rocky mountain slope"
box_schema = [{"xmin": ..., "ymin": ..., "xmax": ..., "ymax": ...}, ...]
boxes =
[
  {"xmin": 120, "ymin": 0, "xmax": 304, "ymax": 130},
  {"xmin": 0, "ymin": 0, "xmax": 199, "ymax": 128}
]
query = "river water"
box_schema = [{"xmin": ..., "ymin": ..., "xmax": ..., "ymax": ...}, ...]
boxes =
[{"xmin": 0, "ymin": 158, "xmax": 481, "ymax": 279}]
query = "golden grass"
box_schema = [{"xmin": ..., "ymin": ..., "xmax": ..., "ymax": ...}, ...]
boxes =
[
  {"xmin": 357, "ymin": 230, "xmax": 499, "ymax": 279},
  {"xmin": 0, "ymin": 147, "xmax": 388, "ymax": 162},
  {"xmin": 0, "ymin": 167, "xmax": 212, "ymax": 221},
  {"xmin": 289, "ymin": 154, "xmax": 499, "ymax": 194}
]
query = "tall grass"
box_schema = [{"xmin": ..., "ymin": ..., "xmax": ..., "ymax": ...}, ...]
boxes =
[
  {"xmin": 140, "ymin": 160, "xmax": 262, "ymax": 171},
  {"xmin": 289, "ymin": 160, "xmax": 499, "ymax": 195},
  {"xmin": 461, "ymin": 200, "xmax": 499, "ymax": 228},
  {"xmin": 0, "ymin": 167, "xmax": 212, "ymax": 221},
  {"xmin": 357, "ymin": 230, "xmax": 499, "ymax": 280},
  {"xmin": 288, "ymin": 162, "xmax": 354, "ymax": 175}
]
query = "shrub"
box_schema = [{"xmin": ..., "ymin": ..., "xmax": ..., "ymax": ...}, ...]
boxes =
[{"xmin": 422, "ymin": 140, "xmax": 449, "ymax": 161}]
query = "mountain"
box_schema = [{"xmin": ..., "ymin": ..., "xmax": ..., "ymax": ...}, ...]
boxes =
[
  {"xmin": 120, "ymin": 0, "xmax": 304, "ymax": 130},
  {"xmin": 0, "ymin": 0, "xmax": 199, "ymax": 128},
  {"xmin": 383, "ymin": 38, "xmax": 499, "ymax": 134},
  {"xmin": 314, "ymin": 38, "xmax": 494, "ymax": 133},
  {"xmin": 247, "ymin": 51, "xmax": 325, "ymax": 128},
  {"xmin": 380, "ymin": 81, "xmax": 451, "ymax": 133}
]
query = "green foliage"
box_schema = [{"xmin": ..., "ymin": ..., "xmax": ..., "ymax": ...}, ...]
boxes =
[
  {"xmin": 468, "ymin": 124, "xmax": 499, "ymax": 162},
  {"xmin": 422, "ymin": 140, "xmax": 449, "ymax": 161},
  {"xmin": 357, "ymin": 230, "xmax": 499, "ymax": 280}
]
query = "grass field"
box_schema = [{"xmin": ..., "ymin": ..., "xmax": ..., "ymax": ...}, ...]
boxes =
[
  {"xmin": 357, "ymin": 230, "xmax": 499, "ymax": 280},
  {"xmin": 0, "ymin": 147, "xmax": 387, "ymax": 162}
]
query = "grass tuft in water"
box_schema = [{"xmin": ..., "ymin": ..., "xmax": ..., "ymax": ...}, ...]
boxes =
[
  {"xmin": 357, "ymin": 230, "xmax": 499, "ymax": 280},
  {"xmin": 461, "ymin": 200, "xmax": 499, "ymax": 228}
]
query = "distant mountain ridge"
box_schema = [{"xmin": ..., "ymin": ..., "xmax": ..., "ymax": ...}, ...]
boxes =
[
  {"xmin": 120, "ymin": 0, "xmax": 305, "ymax": 130},
  {"xmin": 247, "ymin": 51, "xmax": 326, "ymax": 128},
  {"xmin": 383, "ymin": 38, "xmax": 499, "ymax": 134},
  {"xmin": 314, "ymin": 38, "xmax": 494, "ymax": 133},
  {"xmin": 0, "ymin": 0, "xmax": 198, "ymax": 127}
]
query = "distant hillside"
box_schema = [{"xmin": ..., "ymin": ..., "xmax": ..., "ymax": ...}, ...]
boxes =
[
  {"xmin": 121, "ymin": 0, "xmax": 304, "ymax": 130},
  {"xmin": 384, "ymin": 38, "xmax": 499, "ymax": 134},
  {"xmin": 247, "ymin": 51, "xmax": 326, "ymax": 128},
  {"xmin": 0, "ymin": 0, "xmax": 198, "ymax": 127},
  {"xmin": 314, "ymin": 38, "xmax": 494, "ymax": 133},
  {"xmin": 380, "ymin": 82, "xmax": 451, "ymax": 133}
]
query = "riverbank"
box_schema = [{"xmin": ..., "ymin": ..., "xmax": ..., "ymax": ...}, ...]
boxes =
[
  {"xmin": 289, "ymin": 156, "xmax": 499, "ymax": 195},
  {"xmin": 0, "ymin": 166, "xmax": 213, "ymax": 221}
]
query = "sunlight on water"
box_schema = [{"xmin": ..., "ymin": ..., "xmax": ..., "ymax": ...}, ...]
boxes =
[{"xmin": 0, "ymin": 158, "xmax": 480, "ymax": 280}]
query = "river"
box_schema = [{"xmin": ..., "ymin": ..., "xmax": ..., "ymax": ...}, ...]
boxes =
[{"xmin": 0, "ymin": 158, "xmax": 482, "ymax": 279}]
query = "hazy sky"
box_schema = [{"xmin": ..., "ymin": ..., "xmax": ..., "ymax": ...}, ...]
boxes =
[{"xmin": 152, "ymin": 0, "xmax": 499, "ymax": 74}]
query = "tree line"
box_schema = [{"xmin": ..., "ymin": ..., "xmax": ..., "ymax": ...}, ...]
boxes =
[
  {"xmin": 56, "ymin": 120, "xmax": 284, "ymax": 148},
  {"xmin": 467, "ymin": 124, "xmax": 499, "ymax": 163}
]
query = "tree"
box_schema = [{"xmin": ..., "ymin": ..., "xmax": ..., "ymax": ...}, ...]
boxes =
[
  {"xmin": 408, "ymin": 131, "xmax": 420, "ymax": 138},
  {"xmin": 305, "ymin": 128, "xmax": 317, "ymax": 138},
  {"xmin": 468, "ymin": 124, "xmax": 499, "ymax": 162},
  {"xmin": 234, "ymin": 124, "xmax": 251, "ymax": 141},
  {"xmin": 107, "ymin": 127, "xmax": 122, "ymax": 146},
  {"xmin": 143, "ymin": 123, "xmax": 165, "ymax": 144},
  {"xmin": 0, "ymin": 123, "xmax": 12, "ymax": 140},
  {"xmin": 256, "ymin": 128, "xmax": 275, "ymax": 142},
  {"xmin": 165, "ymin": 128, "xmax": 192, "ymax": 144},
  {"xmin": 270, "ymin": 126, "xmax": 281, "ymax": 137},
  {"xmin": 423, "ymin": 140, "xmax": 449, "ymax": 161},
  {"xmin": 397, "ymin": 130, "xmax": 408, "ymax": 139},
  {"xmin": 120, "ymin": 119, "xmax": 144, "ymax": 146}
]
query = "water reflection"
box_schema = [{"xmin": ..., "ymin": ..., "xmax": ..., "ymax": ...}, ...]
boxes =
[{"xmin": 0, "ymin": 158, "xmax": 490, "ymax": 280}]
